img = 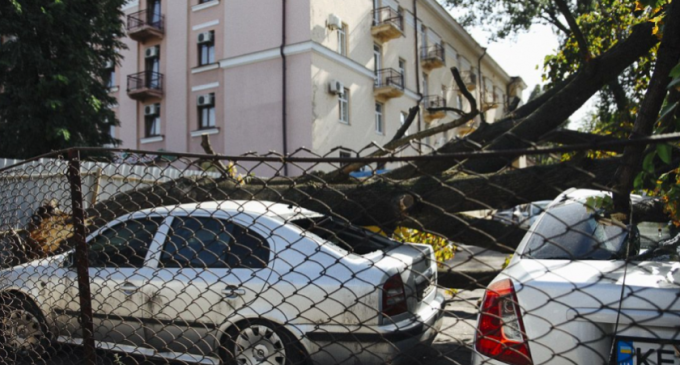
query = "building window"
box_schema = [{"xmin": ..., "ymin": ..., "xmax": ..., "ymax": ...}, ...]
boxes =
[
  {"xmin": 422, "ymin": 72, "xmax": 429, "ymax": 94},
  {"xmin": 375, "ymin": 102, "xmax": 384, "ymax": 135},
  {"xmin": 148, "ymin": 0, "xmax": 161, "ymax": 26},
  {"xmin": 457, "ymin": 93, "xmax": 464, "ymax": 110},
  {"xmin": 198, "ymin": 30, "xmax": 215, "ymax": 66},
  {"xmin": 104, "ymin": 63, "xmax": 116, "ymax": 89},
  {"xmin": 145, "ymin": 115, "xmax": 161, "ymax": 137},
  {"xmin": 339, "ymin": 88, "xmax": 349, "ymax": 123},
  {"xmin": 398, "ymin": 58, "xmax": 406, "ymax": 86},
  {"xmin": 400, "ymin": 111, "xmax": 409, "ymax": 136},
  {"xmin": 144, "ymin": 103, "xmax": 161, "ymax": 137},
  {"xmin": 339, "ymin": 151, "xmax": 351, "ymax": 167},
  {"xmin": 337, "ymin": 24, "xmax": 347, "ymax": 56},
  {"xmin": 198, "ymin": 93, "xmax": 216, "ymax": 129},
  {"xmin": 373, "ymin": 44, "xmax": 382, "ymax": 72}
]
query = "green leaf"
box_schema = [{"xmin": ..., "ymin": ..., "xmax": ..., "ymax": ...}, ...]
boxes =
[
  {"xmin": 10, "ymin": 0, "xmax": 22, "ymax": 13},
  {"xmin": 634, "ymin": 172, "xmax": 645, "ymax": 190},
  {"xmin": 55, "ymin": 128, "xmax": 71, "ymax": 141},
  {"xmin": 643, "ymin": 151, "xmax": 656, "ymax": 173},
  {"xmin": 669, "ymin": 77, "xmax": 680, "ymax": 91},
  {"xmin": 670, "ymin": 63, "xmax": 680, "ymax": 78},
  {"xmin": 659, "ymin": 102, "xmax": 678, "ymax": 122},
  {"xmin": 657, "ymin": 144, "xmax": 672, "ymax": 164}
]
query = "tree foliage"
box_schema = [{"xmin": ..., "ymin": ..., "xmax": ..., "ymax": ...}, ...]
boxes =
[{"xmin": 0, "ymin": 0, "xmax": 126, "ymax": 159}]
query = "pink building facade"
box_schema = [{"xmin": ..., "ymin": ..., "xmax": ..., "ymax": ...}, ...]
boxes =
[{"xmin": 109, "ymin": 0, "xmax": 525, "ymax": 167}]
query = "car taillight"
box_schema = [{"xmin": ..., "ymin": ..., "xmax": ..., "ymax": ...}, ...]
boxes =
[
  {"xmin": 382, "ymin": 273, "xmax": 407, "ymax": 317},
  {"xmin": 475, "ymin": 279, "xmax": 533, "ymax": 365}
]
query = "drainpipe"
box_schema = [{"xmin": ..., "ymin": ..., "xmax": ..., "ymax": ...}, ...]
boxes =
[
  {"xmin": 477, "ymin": 47, "xmax": 487, "ymax": 123},
  {"xmin": 413, "ymin": 0, "xmax": 423, "ymax": 150},
  {"xmin": 280, "ymin": 0, "xmax": 289, "ymax": 176}
]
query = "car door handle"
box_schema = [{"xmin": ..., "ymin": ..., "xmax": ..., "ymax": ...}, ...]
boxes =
[
  {"xmin": 222, "ymin": 286, "xmax": 246, "ymax": 298},
  {"xmin": 120, "ymin": 283, "xmax": 138, "ymax": 295}
]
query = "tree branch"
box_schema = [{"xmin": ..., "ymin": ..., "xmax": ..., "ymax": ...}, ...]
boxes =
[
  {"xmin": 613, "ymin": 0, "xmax": 680, "ymax": 215},
  {"xmin": 554, "ymin": 0, "xmax": 591, "ymax": 62},
  {"xmin": 539, "ymin": 129, "xmax": 626, "ymax": 152},
  {"xmin": 427, "ymin": 107, "xmax": 466, "ymax": 115},
  {"xmin": 460, "ymin": 21, "xmax": 658, "ymax": 174},
  {"xmin": 389, "ymin": 105, "xmax": 419, "ymax": 143}
]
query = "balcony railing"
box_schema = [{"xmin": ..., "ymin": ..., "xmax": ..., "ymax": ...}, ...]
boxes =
[
  {"xmin": 482, "ymin": 91, "xmax": 499, "ymax": 110},
  {"xmin": 127, "ymin": 9, "xmax": 165, "ymax": 42},
  {"xmin": 422, "ymin": 95, "xmax": 447, "ymax": 122},
  {"xmin": 374, "ymin": 68, "xmax": 405, "ymax": 100},
  {"xmin": 421, "ymin": 44, "xmax": 445, "ymax": 71},
  {"xmin": 462, "ymin": 71, "xmax": 477, "ymax": 91},
  {"xmin": 127, "ymin": 71, "xmax": 163, "ymax": 100},
  {"xmin": 371, "ymin": 7, "xmax": 404, "ymax": 42}
]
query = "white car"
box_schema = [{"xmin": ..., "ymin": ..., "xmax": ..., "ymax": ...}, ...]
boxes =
[
  {"xmin": 0, "ymin": 200, "xmax": 444, "ymax": 364},
  {"xmin": 472, "ymin": 189, "xmax": 680, "ymax": 365}
]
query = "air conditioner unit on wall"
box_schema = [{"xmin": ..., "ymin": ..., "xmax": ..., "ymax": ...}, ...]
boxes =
[
  {"xmin": 145, "ymin": 46, "xmax": 159, "ymax": 59},
  {"xmin": 197, "ymin": 31, "xmax": 213, "ymax": 44},
  {"xmin": 328, "ymin": 79, "xmax": 344, "ymax": 95},
  {"xmin": 144, "ymin": 103, "xmax": 160, "ymax": 116},
  {"xmin": 197, "ymin": 93, "xmax": 215, "ymax": 106},
  {"xmin": 327, "ymin": 14, "xmax": 342, "ymax": 30}
]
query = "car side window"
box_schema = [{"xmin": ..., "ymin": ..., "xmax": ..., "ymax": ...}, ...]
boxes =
[
  {"xmin": 160, "ymin": 217, "xmax": 270, "ymax": 269},
  {"xmin": 88, "ymin": 217, "xmax": 163, "ymax": 268},
  {"xmin": 160, "ymin": 216, "xmax": 233, "ymax": 268},
  {"xmin": 229, "ymin": 223, "xmax": 270, "ymax": 269}
]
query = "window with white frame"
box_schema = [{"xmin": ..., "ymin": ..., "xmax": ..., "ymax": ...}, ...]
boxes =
[
  {"xmin": 375, "ymin": 102, "xmax": 384, "ymax": 135},
  {"xmin": 145, "ymin": 104, "xmax": 161, "ymax": 137},
  {"xmin": 338, "ymin": 24, "xmax": 347, "ymax": 56},
  {"xmin": 399, "ymin": 58, "xmax": 406, "ymax": 86},
  {"xmin": 198, "ymin": 30, "xmax": 215, "ymax": 66},
  {"xmin": 339, "ymin": 88, "xmax": 349, "ymax": 123},
  {"xmin": 198, "ymin": 93, "xmax": 216, "ymax": 129}
]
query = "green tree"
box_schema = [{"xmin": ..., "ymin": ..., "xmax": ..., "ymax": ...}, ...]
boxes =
[{"xmin": 0, "ymin": 0, "xmax": 126, "ymax": 159}]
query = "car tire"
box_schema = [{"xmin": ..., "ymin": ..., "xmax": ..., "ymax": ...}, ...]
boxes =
[
  {"xmin": 0, "ymin": 293, "xmax": 51, "ymax": 363},
  {"xmin": 221, "ymin": 320, "xmax": 308, "ymax": 365}
]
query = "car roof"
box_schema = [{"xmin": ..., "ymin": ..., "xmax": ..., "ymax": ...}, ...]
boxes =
[{"xmin": 131, "ymin": 200, "xmax": 322, "ymax": 221}]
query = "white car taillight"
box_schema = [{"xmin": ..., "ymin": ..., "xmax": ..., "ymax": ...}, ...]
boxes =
[
  {"xmin": 475, "ymin": 279, "xmax": 533, "ymax": 365},
  {"xmin": 382, "ymin": 273, "xmax": 407, "ymax": 317}
]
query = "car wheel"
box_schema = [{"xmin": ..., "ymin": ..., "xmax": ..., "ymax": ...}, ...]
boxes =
[
  {"xmin": 222, "ymin": 320, "xmax": 307, "ymax": 365},
  {"xmin": 0, "ymin": 294, "xmax": 50, "ymax": 362}
]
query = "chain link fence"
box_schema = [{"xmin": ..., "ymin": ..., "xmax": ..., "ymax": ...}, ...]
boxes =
[{"xmin": 0, "ymin": 144, "xmax": 678, "ymax": 365}]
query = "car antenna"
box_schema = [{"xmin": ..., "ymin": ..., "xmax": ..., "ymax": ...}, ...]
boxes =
[{"xmin": 608, "ymin": 195, "xmax": 634, "ymax": 364}]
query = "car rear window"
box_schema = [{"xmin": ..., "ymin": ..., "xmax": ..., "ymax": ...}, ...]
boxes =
[
  {"xmin": 522, "ymin": 203, "xmax": 628, "ymax": 260},
  {"xmin": 290, "ymin": 216, "xmax": 398, "ymax": 255}
]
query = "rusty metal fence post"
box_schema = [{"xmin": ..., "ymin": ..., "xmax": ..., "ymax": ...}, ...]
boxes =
[{"xmin": 67, "ymin": 149, "xmax": 98, "ymax": 365}]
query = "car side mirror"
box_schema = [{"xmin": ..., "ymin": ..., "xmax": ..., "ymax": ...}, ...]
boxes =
[{"xmin": 61, "ymin": 252, "xmax": 74, "ymax": 268}]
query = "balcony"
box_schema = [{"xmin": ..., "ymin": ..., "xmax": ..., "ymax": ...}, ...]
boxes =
[
  {"xmin": 127, "ymin": 71, "xmax": 163, "ymax": 100},
  {"xmin": 422, "ymin": 95, "xmax": 446, "ymax": 122},
  {"xmin": 482, "ymin": 91, "xmax": 499, "ymax": 111},
  {"xmin": 462, "ymin": 71, "xmax": 477, "ymax": 91},
  {"xmin": 421, "ymin": 44, "xmax": 445, "ymax": 72},
  {"xmin": 371, "ymin": 7, "xmax": 404, "ymax": 42},
  {"xmin": 373, "ymin": 68, "xmax": 404, "ymax": 101},
  {"xmin": 127, "ymin": 9, "xmax": 164, "ymax": 42}
]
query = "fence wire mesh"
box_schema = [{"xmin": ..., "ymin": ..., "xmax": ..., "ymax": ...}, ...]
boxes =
[{"xmin": 0, "ymin": 145, "xmax": 678, "ymax": 365}]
